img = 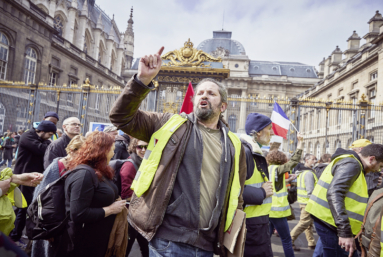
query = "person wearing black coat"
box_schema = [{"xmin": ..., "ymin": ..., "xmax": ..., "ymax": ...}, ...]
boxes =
[
  {"xmin": 43, "ymin": 117, "xmax": 82, "ymax": 169},
  {"xmin": 0, "ymin": 133, "xmax": 16, "ymax": 167},
  {"xmin": 112, "ymin": 134, "xmax": 130, "ymax": 160},
  {"xmin": 10, "ymin": 121, "xmax": 56, "ymax": 243}
]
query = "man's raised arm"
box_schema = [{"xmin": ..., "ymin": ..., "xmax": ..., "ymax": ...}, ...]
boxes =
[{"xmin": 109, "ymin": 47, "xmax": 169, "ymax": 143}]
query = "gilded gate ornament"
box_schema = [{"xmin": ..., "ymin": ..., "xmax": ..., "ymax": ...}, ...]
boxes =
[{"xmin": 162, "ymin": 39, "xmax": 222, "ymax": 67}]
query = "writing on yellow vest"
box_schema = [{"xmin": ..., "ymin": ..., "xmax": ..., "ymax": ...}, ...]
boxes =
[
  {"xmin": 297, "ymin": 170, "xmax": 318, "ymax": 205},
  {"xmin": 244, "ymin": 160, "xmax": 271, "ymax": 218},
  {"xmin": 130, "ymin": 114, "xmax": 242, "ymax": 232},
  {"xmin": 269, "ymin": 165, "xmax": 291, "ymax": 218},
  {"xmin": 306, "ymin": 154, "xmax": 368, "ymax": 235}
]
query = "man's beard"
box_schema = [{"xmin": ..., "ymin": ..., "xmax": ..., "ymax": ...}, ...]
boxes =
[{"xmin": 194, "ymin": 101, "xmax": 218, "ymax": 121}]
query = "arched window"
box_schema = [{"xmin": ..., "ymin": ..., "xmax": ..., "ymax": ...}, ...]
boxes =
[
  {"xmin": 24, "ymin": 47, "xmax": 37, "ymax": 84},
  {"xmin": 73, "ymin": 20, "xmax": 78, "ymax": 45},
  {"xmin": 110, "ymin": 51, "xmax": 116, "ymax": 72},
  {"xmin": 316, "ymin": 143, "xmax": 321, "ymax": 159},
  {"xmin": 54, "ymin": 16, "xmax": 64, "ymax": 36},
  {"xmin": 84, "ymin": 30, "xmax": 92, "ymax": 55},
  {"xmin": 228, "ymin": 114, "xmax": 237, "ymax": 132},
  {"xmin": 98, "ymin": 41, "xmax": 105, "ymax": 64},
  {"xmin": 0, "ymin": 32, "xmax": 9, "ymax": 80},
  {"xmin": 0, "ymin": 102, "xmax": 5, "ymax": 133}
]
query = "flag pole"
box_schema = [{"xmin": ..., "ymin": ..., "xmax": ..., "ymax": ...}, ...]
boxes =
[{"xmin": 290, "ymin": 123, "xmax": 299, "ymax": 133}]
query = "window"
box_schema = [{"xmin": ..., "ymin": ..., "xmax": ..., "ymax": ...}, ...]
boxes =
[
  {"xmin": 338, "ymin": 88, "xmax": 343, "ymax": 96},
  {"xmin": 67, "ymin": 93, "xmax": 73, "ymax": 102},
  {"xmin": 49, "ymin": 72, "xmax": 58, "ymax": 86},
  {"xmin": 228, "ymin": 115, "xmax": 237, "ymax": 132},
  {"xmin": 352, "ymin": 81, "xmax": 358, "ymax": 90},
  {"xmin": 70, "ymin": 66, "xmax": 77, "ymax": 75},
  {"xmin": 54, "ymin": 16, "xmax": 64, "ymax": 36},
  {"xmin": 0, "ymin": 32, "xmax": 9, "ymax": 80},
  {"xmin": 309, "ymin": 112, "xmax": 314, "ymax": 131},
  {"xmin": 95, "ymin": 94, "xmax": 100, "ymax": 110},
  {"xmin": 24, "ymin": 47, "xmax": 37, "ymax": 84},
  {"xmin": 369, "ymin": 88, "xmax": 376, "ymax": 118},
  {"xmin": 316, "ymin": 144, "xmax": 321, "ymax": 159},
  {"xmin": 0, "ymin": 102, "xmax": 5, "ymax": 133},
  {"xmin": 317, "ymin": 110, "xmax": 321, "ymax": 129},
  {"xmin": 370, "ymin": 71, "xmax": 377, "ymax": 81},
  {"xmin": 351, "ymin": 96, "xmax": 357, "ymax": 105},
  {"xmin": 105, "ymin": 95, "xmax": 110, "ymax": 113}
]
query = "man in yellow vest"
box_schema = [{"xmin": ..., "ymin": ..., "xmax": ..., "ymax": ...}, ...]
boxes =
[
  {"xmin": 290, "ymin": 154, "xmax": 318, "ymax": 251},
  {"xmin": 109, "ymin": 47, "xmax": 247, "ymax": 257},
  {"xmin": 306, "ymin": 144, "xmax": 383, "ymax": 257},
  {"xmin": 241, "ymin": 112, "xmax": 303, "ymax": 257}
]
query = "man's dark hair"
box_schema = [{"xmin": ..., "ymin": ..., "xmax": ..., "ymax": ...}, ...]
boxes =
[
  {"xmin": 360, "ymin": 144, "xmax": 383, "ymax": 162},
  {"xmin": 319, "ymin": 153, "xmax": 332, "ymax": 163}
]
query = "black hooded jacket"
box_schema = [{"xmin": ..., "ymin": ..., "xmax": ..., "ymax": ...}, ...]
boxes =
[{"xmin": 312, "ymin": 148, "xmax": 365, "ymax": 238}]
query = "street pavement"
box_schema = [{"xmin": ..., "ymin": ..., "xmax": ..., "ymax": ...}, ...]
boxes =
[{"xmin": 129, "ymin": 202, "xmax": 318, "ymax": 256}]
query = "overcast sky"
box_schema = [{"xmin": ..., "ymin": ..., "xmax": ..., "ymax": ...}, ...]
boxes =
[{"xmin": 96, "ymin": 0, "xmax": 381, "ymax": 68}]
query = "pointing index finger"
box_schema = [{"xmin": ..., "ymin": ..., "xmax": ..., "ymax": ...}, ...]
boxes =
[{"xmin": 157, "ymin": 46, "xmax": 164, "ymax": 56}]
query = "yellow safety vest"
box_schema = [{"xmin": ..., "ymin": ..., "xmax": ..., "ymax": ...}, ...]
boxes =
[
  {"xmin": 130, "ymin": 114, "xmax": 242, "ymax": 232},
  {"xmin": 297, "ymin": 170, "xmax": 318, "ymax": 205},
  {"xmin": 269, "ymin": 165, "xmax": 291, "ymax": 218},
  {"xmin": 380, "ymin": 215, "xmax": 383, "ymax": 256},
  {"xmin": 244, "ymin": 160, "xmax": 271, "ymax": 218},
  {"xmin": 306, "ymin": 154, "xmax": 368, "ymax": 235}
]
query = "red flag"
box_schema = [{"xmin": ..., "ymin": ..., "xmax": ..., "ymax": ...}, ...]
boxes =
[{"xmin": 180, "ymin": 82, "xmax": 195, "ymax": 114}]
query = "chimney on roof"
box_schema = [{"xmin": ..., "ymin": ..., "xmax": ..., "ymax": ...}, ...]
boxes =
[
  {"xmin": 330, "ymin": 46, "xmax": 342, "ymax": 72},
  {"xmin": 344, "ymin": 31, "xmax": 361, "ymax": 59},
  {"xmin": 318, "ymin": 57, "xmax": 325, "ymax": 79},
  {"xmin": 364, "ymin": 10, "xmax": 383, "ymax": 43}
]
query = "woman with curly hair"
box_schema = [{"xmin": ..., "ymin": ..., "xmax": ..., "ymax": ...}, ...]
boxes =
[
  {"xmin": 120, "ymin": 137, "xmax": 149, "ymax": 257},
  {"xmin": 266, "ymin": 135, "xmax": 303, "ymax": 257},
  {"xmin": 52, "ymin": 131, "xmax": 126, "ymax": 257}
]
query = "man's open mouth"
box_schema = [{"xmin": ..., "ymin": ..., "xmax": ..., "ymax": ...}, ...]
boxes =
[{"xmin": 200, "ymin": 100, "xmax": 209, "ymax": 108}]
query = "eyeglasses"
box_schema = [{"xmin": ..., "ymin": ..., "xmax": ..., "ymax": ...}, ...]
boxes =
[
  {"xmin": 65, "ymin": 123, "xmax": 82, "ymax": 127},
  {"xmin": 136, "ymin": 145, "xmax": 148, "ymax": 150}
]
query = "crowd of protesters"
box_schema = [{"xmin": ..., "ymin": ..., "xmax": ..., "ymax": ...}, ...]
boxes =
[{"xmin": 1, "ymin": 46, "xmax": 383, "ymax": 257}]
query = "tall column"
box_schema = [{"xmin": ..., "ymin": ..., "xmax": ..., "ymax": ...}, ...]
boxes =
[
  {"xmin": 237, "ymin": 89, "xmax": 247, "ymax": 133},
  {"xmin": 116, "ymin": 48, "xmax": 124, "ymax": 76},
  {"xmin": 65, "ymin": 7, "xmax": 77, "ymax": 43},
  {"xmin": 105, "ymin": 38, "xmax": 114, "ymax": 69}
]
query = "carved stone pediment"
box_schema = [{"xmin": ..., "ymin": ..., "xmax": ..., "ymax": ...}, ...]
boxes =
[
  {"xmin": 162, "ymin": 39, "xmax": 222, "ymax": 68},
  {"xmin": 210, "ymin": 46, "xmax": 229, "ymax": 58}
]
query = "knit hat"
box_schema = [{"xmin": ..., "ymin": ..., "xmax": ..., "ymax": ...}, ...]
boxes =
[
  {"xmin": 36, "ymin": 121, "xmax": 57, "ymax": 133},
  {"xmin": 349, "ymin": 139, "xmax": 372, "ymax": 149},
  {"xmin": 44, "ymin": 111, "xmax": 59, "ymax": 121},
  {"xmin": 245, "ymin": 113, "xmax": 272, "ymax": 135}
]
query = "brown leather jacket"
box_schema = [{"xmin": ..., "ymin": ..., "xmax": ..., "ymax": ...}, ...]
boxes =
[{"xmin": 109, "ymin": 77, "xmax": 247, "ymax": 256}]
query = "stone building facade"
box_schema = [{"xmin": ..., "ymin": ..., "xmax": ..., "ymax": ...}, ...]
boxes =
[
  {"xmin": 0, "ymin": 0, "xmax": 134, "ymax": 132},
  {"xmin": 129, "ymin": 30, "xmax": 320, "ymax": 135},
  {"xmin": 296, "ymin": 10, "xmax": 383, "ymax": 156}
]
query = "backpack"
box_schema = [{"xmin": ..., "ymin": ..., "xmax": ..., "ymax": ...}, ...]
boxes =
[
  {"xmin": 109, "ymin": 159, "xmax": 137, "ymax": 196},
  {"xmin": 356, "ymin": 189, "xmax": 383, "ymax": 257},
  {"xmin": 26, "ymin": 164, "xmax": 99, "ymax": 240}
]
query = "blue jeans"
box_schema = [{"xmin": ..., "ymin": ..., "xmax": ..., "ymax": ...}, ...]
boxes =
[
  {"xmin": 0, "ymin": 158, "xmax": 12, "ymax": 168},
  {"xmin": 313, "ymin": 220, "xmax": 358, "ymax": 257},
  {"xmin": 269, "ymin": 217, "xmax": 295, "ymax": 257},
  {"xmin": 149, "ymin": 237, "xmax": 213, "ymax": 257},
  {"xmin": 313, "ymin": 237, "xmax": 323, "ymax": 257}
]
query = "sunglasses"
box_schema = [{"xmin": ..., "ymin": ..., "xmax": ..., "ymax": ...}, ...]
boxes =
[{"xmin": 136, "ymin": 145, "xmax": 148, "ymax": 150}]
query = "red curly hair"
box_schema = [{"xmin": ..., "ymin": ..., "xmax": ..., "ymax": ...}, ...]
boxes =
[
  {"xmin": 67, "ymin": 131, "xmax": 114, "ymax": 180},
  {"xmin": 266, "ymin": 150, "xmax": 288, "ymax": 165}
]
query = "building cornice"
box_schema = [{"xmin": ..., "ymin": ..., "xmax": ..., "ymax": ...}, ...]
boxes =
[{"xmin": 306, "ymin": 50, "xmax": 379, "ymax": 97}]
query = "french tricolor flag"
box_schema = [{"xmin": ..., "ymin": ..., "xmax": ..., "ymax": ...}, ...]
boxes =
[{"xmin": 271, "ymin": 102, "xmax": 290, "ymax": 139}]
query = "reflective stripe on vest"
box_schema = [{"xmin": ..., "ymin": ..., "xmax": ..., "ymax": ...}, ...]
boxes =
[
  {"xmin": 244, "ymin": 160, "xmax": 271, "ymax": 218},
  {"xmin": 269, "ymin": 165, "xmax": 291, "ymax": 218},
  {"xmin": 297, "ymin": 170, "xmax": 318, "ymax": 205},
  {"xmin": 380, "ymin": 215, "xmax": 383, "ymax": 256},
  {"xmin": 305, "ymin": 154, "xmax": 368, "ymax": 235},
  {"xmin": 130, "ymin": 114, "xmax": 242, "ymax": 233}
]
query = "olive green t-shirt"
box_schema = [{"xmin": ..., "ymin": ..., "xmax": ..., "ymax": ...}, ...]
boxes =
[{"xmin": 198, "ymin": 123, "xmax": 222, "ymax": 228}]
